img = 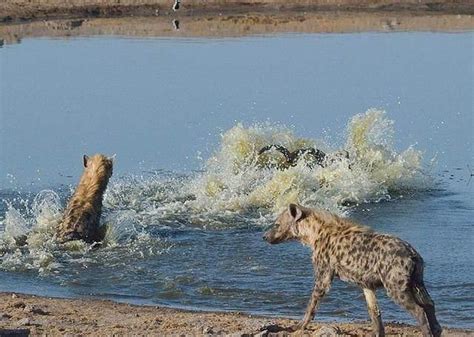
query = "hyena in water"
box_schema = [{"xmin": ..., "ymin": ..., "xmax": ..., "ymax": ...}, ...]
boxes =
[
  {"xmin": 57, "ymin": 154, "xmax": 113, "ymax": 243},
  {"xmin": 264, "ymin": 204, "xmax": 442, "ymax": 337}
]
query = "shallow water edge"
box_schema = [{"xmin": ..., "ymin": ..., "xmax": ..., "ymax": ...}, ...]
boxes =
[{"xmin": 1, "ymin": 11, "xmax": 473, "ymax": 46}]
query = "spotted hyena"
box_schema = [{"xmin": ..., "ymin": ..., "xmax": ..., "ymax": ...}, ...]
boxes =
[
  {"xmin": 57, "ymin": 154, "xmax": 113, "ymax": 243},
  {"xmin": 263, "ymin": 204, "xmax": 442, "ymax": 337}
]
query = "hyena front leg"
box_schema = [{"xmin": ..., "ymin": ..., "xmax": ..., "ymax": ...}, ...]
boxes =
[
  {"xmin": 293, "ymin": 269, "xmax": 334, "ymax": 331},
  {"xmin": 363, "ymin": 288, "xmax": 385, "ymax": 337}
]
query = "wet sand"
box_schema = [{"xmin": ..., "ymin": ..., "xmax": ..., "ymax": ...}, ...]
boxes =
[
  {"xmin": 0, "ymin": 292, "xmax": 473, "ymax": 336},
  {"xmin": 0, "ymin": 12, "xmax": 472, "ymax": 45}
]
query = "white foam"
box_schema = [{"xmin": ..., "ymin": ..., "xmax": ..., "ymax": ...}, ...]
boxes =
[{"xmin": 187, "ymin": 109, "xmax": 430, "ymax": 216}]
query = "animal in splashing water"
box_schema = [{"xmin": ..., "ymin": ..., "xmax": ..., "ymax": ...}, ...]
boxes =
[
  {"xmin": 56, "ymin": 154, "xmax": 113, "ymax": 244},
  {"xmin": 258, "ymin": 144, "xmax": 349, "ymax": 169}
]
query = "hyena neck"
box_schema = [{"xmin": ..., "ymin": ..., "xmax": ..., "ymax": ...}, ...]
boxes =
[
  {"xmin": 74, "ymin": 172, "xmax": 109, "ymax": 206},
  {"xmin": 298, "ymin": 212, "xmax": 333, "ymax": 247},
  {"xmin": 297, "ymin": 217, "xmax": 321, "ymax": 246}
]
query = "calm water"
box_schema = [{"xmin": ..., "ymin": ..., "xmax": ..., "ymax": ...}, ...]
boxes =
[{"xmin": 0, "ymin": 33, "xmax": 473, "ymax": 328}]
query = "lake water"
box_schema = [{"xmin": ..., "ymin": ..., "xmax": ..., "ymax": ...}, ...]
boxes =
[{"xmin": 0, "ymin": 32, "xmax": 473, "ymax": 328}]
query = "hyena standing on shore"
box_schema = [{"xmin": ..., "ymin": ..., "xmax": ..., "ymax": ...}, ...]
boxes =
[
  {"xmin": 264, "ymin": 204, "xmax": 442, "ymax": 337},
  {"xmin": 57, "ymin": 154, "xmax": 113, "ymax": 244}
]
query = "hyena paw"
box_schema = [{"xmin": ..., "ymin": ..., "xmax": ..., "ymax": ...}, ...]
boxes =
[{"xmin": 290, "ymin": 322, "xmax": 305, "ymax": 332}]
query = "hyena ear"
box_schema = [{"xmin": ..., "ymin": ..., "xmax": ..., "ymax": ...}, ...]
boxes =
[
  {"xmin": 288, "ymin": 203, "xmax": 306, "ymax": 222},
  {"xmin": 109, "ymin": 154, "xmax": 116, "ymax": 163},
  {"xmin": 83, "ymin": 155, "xmax": 89, "ymax": 168}
]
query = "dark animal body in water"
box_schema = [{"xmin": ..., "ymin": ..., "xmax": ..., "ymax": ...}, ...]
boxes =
[
  {"xmin": 56, "ymin": 154, "xmax": 113, "ymax": 244},
  {"xmin": 258, "ymin": 144, "xmax": 349, "ymax": 169},
  {"xmin": 258, "ymin": 144, "xmax": 326, "ymax": 168},
  {"xmin": 264, "ymin": 204, "xmax": 442, "ymax": 337}
]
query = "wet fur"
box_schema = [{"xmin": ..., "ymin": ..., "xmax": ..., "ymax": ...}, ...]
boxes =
[
  {"xmin": 264, "ymin": 204, "xmax": 442, "ymax": 337},
  {"xmin": 57, "ymin": 154, "xmax": 113, "ymax": 243}
]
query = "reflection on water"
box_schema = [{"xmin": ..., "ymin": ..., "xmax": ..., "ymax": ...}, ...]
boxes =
[
  {"xmin": 173, "ymin": 19, "xmax": 180, "ymax": 31},
  {"xmin": 0, "ymin": 33, "xmax": 473, "ymax": 327},
  {"xmin": 0, "ymin": 13, "xmax": 473, "ymax": 45}
]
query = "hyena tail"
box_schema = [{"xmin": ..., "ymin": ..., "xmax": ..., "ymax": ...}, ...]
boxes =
[
  {"xmin": 411, "ymin": 259, "xmax": 433, "ymax": 306},
  {"xmin": 411, "ymin": 258, "xmax": 442, "ymax": 337}
]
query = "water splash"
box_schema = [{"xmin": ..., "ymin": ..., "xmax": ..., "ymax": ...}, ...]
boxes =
[
  {"xmin": 0, "ymin": 189, "xmax": 166, "ymax": 274},
  {"xmin": 0, "ymin": 190, "xmax": 62, "ymax": 273},
  {"xmin": 188, "ymin": 109, "xmax": 430, "ymax": 215},
  {"xmin": 0, "ymin": 109, "xmax": 432, "ymax": 274},
  {"xmin": 97, "ymin": 109, "xmax": 430, "ymax": 224},
  {"xmin": 346, "ymin": 108, "xmax": 428, "ymax": 190}
]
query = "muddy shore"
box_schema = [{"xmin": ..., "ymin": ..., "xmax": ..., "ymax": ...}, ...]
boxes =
[
  {"xmin": 0, "ymin": 292, "xmax": 472, "ymax": 336},
  {"xmin": 2, "ymin": 1, "xmax": 473, "ymax": 24},
  {"xmin": 0, "ymin": 1, "xmax": 473, "ymax": 45},
  {"xmin": 2, "ymin": 0, "xmax": 474, "ymax": 23},
  {"xmin": 0, "ymin": 12, "xmax": 472, "ymax": 45}
]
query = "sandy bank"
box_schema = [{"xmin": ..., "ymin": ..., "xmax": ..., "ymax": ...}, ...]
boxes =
[
  {"xmin": 1, "ymin": 0, "xmax": 473, "ymax": 24},
  {"xmin": 1, "ymin": 0, "xmax": 472, "ymax": 43},
  {"xmin": 0, "ymin": 292, "xmax": 473, "ymax": 336},
  {"xmin": 0, "ymin": 12, "xmax": 472, "ymax": 45}
]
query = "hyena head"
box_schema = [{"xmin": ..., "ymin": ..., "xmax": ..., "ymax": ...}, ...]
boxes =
[
  {"xmin": 264, "ymin": 203, "xmax": 309, "ymax": 244},
  {"xmin": 82, "ymin": 154, "xmax": 114, "ymax": 183}
]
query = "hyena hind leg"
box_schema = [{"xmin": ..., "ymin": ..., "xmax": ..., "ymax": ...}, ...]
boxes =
[
  {"xmin": 388, "ymin": 288, "xmax": 438, "ymax": 337},
  {"xmin": 412, "ymin": 284, "xmax": 442, "ymax": 337}
]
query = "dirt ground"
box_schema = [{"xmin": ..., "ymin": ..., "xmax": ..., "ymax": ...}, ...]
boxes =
[
  {"xmin": 1, "ymin": 0, "xmax": 473, "ymax": 24},
  {"xmin": 1, "ymin": 0, "xmax": 472, "ymax": 43},
  {"xmin": 0, "ymin": 292, "xmax": 473, "ymax": 336}
]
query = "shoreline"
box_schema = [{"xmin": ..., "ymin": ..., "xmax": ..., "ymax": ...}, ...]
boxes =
[
  {"xmin": 0, "ymin": 1, "xmax": 473, "ymax": 44},
  {"xmin": 2, "ymin": 1, "xmax": 473, "ymax": 24},
  {"xmin": 1, "ymin": 12, "xmax": 472, "ymax": 45},
  {"xmin": 1, "ymin": 292, "xmax": 473, "ymax": 336}
]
